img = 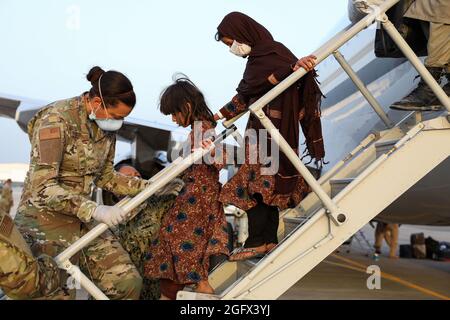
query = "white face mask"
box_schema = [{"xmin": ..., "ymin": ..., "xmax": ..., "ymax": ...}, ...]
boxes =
[
  {"xmin": 88, "ymin": 106, "xmax": 124, "ymax": 132},
  {"xmin": 230, "ymin": 40, "xmax": 251, "ymax": 57},
  {"xmin": 88, "ymin": 74, "xmax": 124, "ymax": 132},
  {"xmin": 91, "ymin": 116, "xmax": 124, "ymax": 132}
]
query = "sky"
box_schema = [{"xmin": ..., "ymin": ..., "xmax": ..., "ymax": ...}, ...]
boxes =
[{"xmin": 0, "ymin": 0, "xmax": 349, "ymax": 164}]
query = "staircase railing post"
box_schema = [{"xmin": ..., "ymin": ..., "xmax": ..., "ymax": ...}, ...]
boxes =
[{"xmin": 333, "ymin": 50, "xmax": 393, "ymax": 128}]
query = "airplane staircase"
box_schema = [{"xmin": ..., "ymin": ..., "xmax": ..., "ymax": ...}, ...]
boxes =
[{"xmin": 177, "ymin": 114, "xmax": 450, "ymax": 300}]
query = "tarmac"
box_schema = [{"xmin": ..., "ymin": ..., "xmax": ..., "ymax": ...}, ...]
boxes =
[{"xmin": 281, "ymin": 224, "xmax": 450, "ymax": 300}]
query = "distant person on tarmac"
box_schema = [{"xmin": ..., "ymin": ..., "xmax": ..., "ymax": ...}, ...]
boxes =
[
  {"xmin": 0, "ymin": 179, "xmax": 13, "ymax": 216},
  {"xmin": 374, "ymin": 222, "xmax": 399, "ymax": 259}
]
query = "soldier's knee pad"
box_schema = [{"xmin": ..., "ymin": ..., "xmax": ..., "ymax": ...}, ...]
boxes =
[{"xmin": 111, "ymin": 271, "xmax": 143, "ymax": 300}]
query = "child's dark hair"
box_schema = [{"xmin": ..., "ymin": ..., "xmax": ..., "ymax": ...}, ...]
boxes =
[{"xmin": 159, "ymin": 74, "xmax": 215, "ymax": 125}]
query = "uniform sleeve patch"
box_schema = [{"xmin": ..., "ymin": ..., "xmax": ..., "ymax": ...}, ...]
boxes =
[
  {"xmin": 38, "ymin": 126, "xmax": 63, "ymax": 164},
  {"xmin": 0, "ymin": 214, "xmax": 13, "ymax": 238},
  {"xmin": 39, "ymin": 126, "xmax": 61, "ymax": 140}
]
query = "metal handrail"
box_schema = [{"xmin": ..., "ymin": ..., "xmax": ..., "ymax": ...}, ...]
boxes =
[{"xmin": 332, "ymin": 50, "xmax": 393, "ymax": 128}]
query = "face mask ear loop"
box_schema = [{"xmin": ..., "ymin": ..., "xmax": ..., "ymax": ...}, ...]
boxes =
[
  {"xmin": 98, "ymin": 74, "xmax": 112, "ymax": 119},
  {"xmin": 88, "ymin": 96, "xmax": 101, "ymax": 120}
]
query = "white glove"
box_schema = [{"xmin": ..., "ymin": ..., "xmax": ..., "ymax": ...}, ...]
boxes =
[{"xmin": 92, "ymin": 205, "xmax": 127, "ymax": 227}]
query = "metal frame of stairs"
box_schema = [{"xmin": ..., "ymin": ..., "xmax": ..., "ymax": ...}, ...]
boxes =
[{"xmin": 188, "ymin": 112, "xmax": 450, "ymax": 300}]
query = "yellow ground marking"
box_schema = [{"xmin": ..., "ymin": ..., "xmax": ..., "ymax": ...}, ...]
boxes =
[{"xmin": 322, "ymin": 253, "xmax": 450, "ymax": 300}]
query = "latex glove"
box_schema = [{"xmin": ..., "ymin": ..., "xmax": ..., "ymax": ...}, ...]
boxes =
[
  {"xmin": 155, "ymin": 178, "xmax": 185, "ymax": 197},
  {"xmin": 92, "ymin": 205, "xmax": 127, "ymax": 227}
]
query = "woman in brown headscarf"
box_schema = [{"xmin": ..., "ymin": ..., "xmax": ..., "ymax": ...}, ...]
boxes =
[{"xmin": 214, "ymin": 12, "xmax": 325, "ymax": 261}]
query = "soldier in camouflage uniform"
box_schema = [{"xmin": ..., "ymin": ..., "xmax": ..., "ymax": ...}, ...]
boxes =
[
  {"xmin": 0, "ymin": 179, "xmax": 14, "ymax": 215},
  {"xmin": 0, "ymin": 209, "xmax": 63, "ymax": 299},
  {"xmin": 105, "ymin": 164, "xmax": 177, "ymax": 300},
  {"xmin": 14, "ymin": 66, "xmax": 181, "ymax": 300}
]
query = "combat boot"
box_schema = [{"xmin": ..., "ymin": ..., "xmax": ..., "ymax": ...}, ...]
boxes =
[{"xmin": 390, "ymin": 66, "xmax": 443, "ymax": 111}]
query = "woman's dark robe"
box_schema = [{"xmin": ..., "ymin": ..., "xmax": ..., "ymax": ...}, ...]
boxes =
[{"xmin": 217, "ymin": 12, "xmax": 325, "ymax": 211}]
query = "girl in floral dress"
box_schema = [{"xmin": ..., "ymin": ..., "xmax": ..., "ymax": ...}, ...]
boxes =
[{"xmin": 144, "ymin": 77, "xmax": 229, "ymax": 299}]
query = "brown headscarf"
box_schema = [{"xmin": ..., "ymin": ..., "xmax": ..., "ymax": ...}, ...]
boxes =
[{"xmin": 218, "ymin": 12, "xmax": 325, "ymax": 196}]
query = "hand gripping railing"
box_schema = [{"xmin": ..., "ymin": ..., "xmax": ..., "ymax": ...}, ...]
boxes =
[
  {"xmin": 222, "ymin": 0, "xmax": 450, "ymax": 226},
  {"xmin": 54, "ymin": 125, "xmax": 238, "ymax": 300}
]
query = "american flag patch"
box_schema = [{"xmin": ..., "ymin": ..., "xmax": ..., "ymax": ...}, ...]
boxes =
[{"xmin": 0, "ymin": 214, "xmax": 13, "ymax": 238}]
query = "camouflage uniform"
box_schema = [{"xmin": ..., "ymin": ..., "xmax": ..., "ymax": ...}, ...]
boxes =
[
  {"xmin": 116, "ymin": 194, "xmax": 176, "ymax": 300},
  {"xmin": 15, "ymin": 95, "xmax": 148, "ymax": 300},
  {"xmin": 0, "ymin": 184, "xmax": 13, "ymax": 215},
  {"xmin": 0, "ymin": 210, "xmax": 63, "ymax": 299}
]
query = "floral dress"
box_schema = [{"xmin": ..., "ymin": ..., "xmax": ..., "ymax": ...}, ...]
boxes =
[{"xmin": 144, "ymin": 121, "xmax": 229, "ymax": 285}]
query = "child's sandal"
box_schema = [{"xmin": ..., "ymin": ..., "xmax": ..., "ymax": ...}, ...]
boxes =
[{"xmin": 228, "ymin": 247, "xmax": 264, "ymax": 261}]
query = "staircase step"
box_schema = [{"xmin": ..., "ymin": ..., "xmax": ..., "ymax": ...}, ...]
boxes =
[
  {"xmin": 209, "ymin": 255, "xmax": 260, "ymax": 294},
  {"xmin": 329, "ymin": 178, "xmax": 355, "ymax": 198},
  {"xmin": 375, "ymin": 139, "xmax": 400, "ymax": 158},
  {"xmin": 284, "ymin": 215, "xmax": 310, "ymax": 235}
]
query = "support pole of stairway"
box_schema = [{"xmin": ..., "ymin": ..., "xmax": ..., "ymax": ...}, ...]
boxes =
[
  {"xmin": 60, "ymin": 259, "xmax": 109, "ymax": 300},
  {"xmin": 333, "ymin": 50, "xmax": 393, "ymax": 128},
  {"xmin": 253, "ymin": 108, "xmax": 346, "ymax": 226},
  {"xmin": 379, "ymin": 14, "xmax": 450, "ymax": 114}
]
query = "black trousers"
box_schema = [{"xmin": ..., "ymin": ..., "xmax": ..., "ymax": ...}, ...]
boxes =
[{"xmin": 244, "ymin": 194, "xmax": 279, "ymax": 248}]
